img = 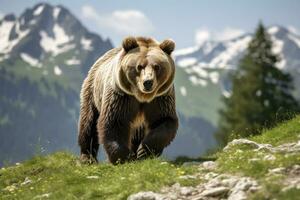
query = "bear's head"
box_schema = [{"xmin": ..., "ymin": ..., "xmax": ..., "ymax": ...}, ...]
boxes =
[{"xmin": 116, "ymin": 36, "xmax": 176, "ymax": 102}]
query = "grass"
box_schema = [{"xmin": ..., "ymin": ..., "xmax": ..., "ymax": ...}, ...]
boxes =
[
  {"xmin": 251, "ymin": 116, "xmax": 300, "ymax": 146},
  {"xmin": 216, "ymin": 116, "xmax": 300, "ymax": 177},
  {"xmin": 215, "ymin": 115, "xmax": 300, "ymax": 199},
  {"xmin": 0, "ymin": 153, "xmax": 200, "ymax": 200},
  {"xmin": 1, "ymin": 116, "xmax": 300, "ymax": 199}
]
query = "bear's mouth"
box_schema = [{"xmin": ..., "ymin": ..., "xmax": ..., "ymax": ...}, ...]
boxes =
[{"xmin": 137, "ymin": 80, "xmax": 157, "ymax": 94}]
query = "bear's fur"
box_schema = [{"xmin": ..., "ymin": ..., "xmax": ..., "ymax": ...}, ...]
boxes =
[{"xmin": 78, "ymin": 36, "xmax": 178, "ymax": 164}]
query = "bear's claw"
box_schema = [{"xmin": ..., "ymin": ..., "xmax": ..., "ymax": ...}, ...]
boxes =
[{"xmin": 79, "ymin": 154, "xmax": 98, "ymax": 164}]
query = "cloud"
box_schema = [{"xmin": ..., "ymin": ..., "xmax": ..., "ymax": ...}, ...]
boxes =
[
  {"xmin": 81, "ymin": 5, "xmax": 154, "ymax": 35},
  {"xmin": 0, "ymin": 11, "xmax": 3, "ymax": 19},
  {"xmin": 195, "ymin": 27, "xmax": 245, "ymax": 45}
]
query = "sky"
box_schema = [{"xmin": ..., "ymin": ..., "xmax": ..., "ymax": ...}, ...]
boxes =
[{"xmin": 0, "ymin": 0, "xmax": 300, "ymax": 49}]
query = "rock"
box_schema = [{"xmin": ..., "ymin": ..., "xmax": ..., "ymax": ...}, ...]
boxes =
[
  {"xmin": 182, "ymin": 161, "xmax": 202, "ymax": 167},
  {"xmin": 224, "ymin": 139, "xmax": 273, "ymax": 152},
  {"xmin": 221, "ymin": 177, "xmax": 239, "ymax": 188},
  {"xmin": 171, "ymin": 183, "xmax": 181, "ymax": 190},
  {"xmin": 86, "ymin": 175, "xmax": 99, "ymax": 179},
  {"xmin": 249, "ymin": 158, "xmax": 260, "ymax": 162},
  {"xmin": 228, "ymin": 190, "xmax": 247, "ymax": 200},
  {"xmin": 200, "ymin": 186, "xmax": 229, "ymax": 197},
  {"xmin": 204, "ymin": 172, "xmax": 219, "ymax": 180},
  {"xmin": 263, "ymin": 154, "xmax": 276, "ymax": 161},
  {"xmin": 127, "ymin": 191, "xmax": 165, "ymax": 200},
  {"xmin": 180, "ymin": 187, "xmax": 194, "ymax": 196},
  {"xmin": 21, "ymin": 177, "xmax": 32, "ymax": 185},
  {"xmin": 223, "ymin": 139, "xmax": 261, "ymax": 151},
  {"xmin": 233, "ymin": 177, "xmax": 258, "ymax": 191},
  {"xmin": 282, "ymin": 165, "xmax": 300, "ymax": 191},
  {"xmin": 33, "ymin": 193, "xmax": 51, "ymax": 199},
  {"xmin": 201, "ymin": 161, "xmax": 217, "ymax": 170},
  {"xmin": 289, "ymin": 165, "xmax": 300, "ymax": 175},
  {"xmin": 268, "ymin": 167, "xmax": 286, "ymax": 174},
  {"xmin": 277, "ymin": 140, "xmax": 300, "ymax": 153},
  {"xmin": 3, "ymin": 184, "xmax": 17, "ymax": 192},
  {"xmin": 227, "ymin": 177, "xmax": 259, "ymax": 200},
  {"xmin": 179, "ymin": 175, "xmax": 197, "ymax": 179}
]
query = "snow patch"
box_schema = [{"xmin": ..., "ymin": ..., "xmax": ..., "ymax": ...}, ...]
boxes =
[
  {"xmin": 0, "ymin": 20, "xmax": 15, "ymax": 52},
  {"xmin": 288, "ymin": 34, "xmax": 300, "ymax": 48},
  {"xmin": 40, "ymin": 24, "xmax": 75, "ymax": 56},
  {"xmin": 173, "ymin": 46, "xmax": 199, "ymax": 57},
  {"xmin": 271, "ymin": 37, "xmax": 284, "ymax": 55},
  {"xmin": 268, "ymin": 26, "xmax": 279, "ymax": 34},
  {"xmin": 33, "ymin": 5, "xmax": 45, "ymax": 16},
  {"xmin": 177, "ymin": 58, "xmax": 197, "ymax": 68},
  {"xmin": 180, "ymin": 86, "xmax": 187, "ymax": 96},
  {"xmin": 270, "ymin": 35, "xmax": 286, "ymax": 69},
  {"xmin": 54, "ymin": 65, "xmax": 62, "ymax": 75},
  {"xmin": 186, "ymin": 66, "xmax": 208, "ymax": 78},
  {"xmin": 29, "ymin": 19, "xmax": 37, "ymax": 25},
  {"xmin": 65, "ymin": 57, "xmax": 81, "ymax": 65},
  {"xmin": 20, "ymin": 53, "xmax": 41, "ymax": 68},
  {"xmin": 223, "ymin": 90, "xmax": 231, "ymax": 98},
  {"xmin": 80, "ymin": 37, "xmax": 93, "ymax": 51},
  {"xmin": 53, "ymin": 7, "xmax": 61, "ymax": 20},
  {"xmin": 189, "ymin": 76, "xmax": 207, "ymax": 87},
  {"xmin": 0, "ymin": 21, "xmax": 30, "ymax": 54},
  {"xmin": 210, "ymin": 36, "xmax": 252, "ymax": 68},
  {"xmin": 209, "ymin": 71, "xmax": 219, "ymax": 84}
]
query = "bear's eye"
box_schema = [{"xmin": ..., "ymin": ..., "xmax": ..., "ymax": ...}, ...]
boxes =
[
  {"xmin": 137, "ymin": 64, "xmax": 143, "ymax": 71},
  {"xmin": 129, "ymin": 66, "xmax": 137, "ymax": 74},
  {"xmin": 154, "ymin": 64, "xmax": 160, "ymax": 71}
]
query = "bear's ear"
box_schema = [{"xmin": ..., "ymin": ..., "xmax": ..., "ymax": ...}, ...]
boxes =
[
  {"xmin": 159, "ymin": 39, "xmax": 175, "ymax": 55},
  {"xmin": 122, "ymin": 36, "xmax": 139, "ymax": 52}
]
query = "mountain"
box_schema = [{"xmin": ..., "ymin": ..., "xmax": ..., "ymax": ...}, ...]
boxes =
[
  {"xmin": 0, "ymin": 3, "xmax": 113, "ymax": 166},
  {"xmin": 0, "ymin": 3, "xmax": 216, "ymax": 165},
  {"xmin": 174, "ymin": 25, "xmax": 300, "ymax": 125},
  {"xmin": 0, "ymin": 3, "xmax": 112, "ymax": 89}
]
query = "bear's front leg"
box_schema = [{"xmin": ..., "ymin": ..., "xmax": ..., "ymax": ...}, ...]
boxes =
[
  {"xmin": 137, "ymin": 116, "xmax": 178, "ymax": 159},
  {"xmin": 98, "ymin": 90, "xmax": 138, "ymax": 164},
  {"xmin": 137, "ymin": 94, "xmax": 178, "ymax": 159},
  {"xmin": 100, "ymin": 120, "xmax": 134, "ymax": 164}
]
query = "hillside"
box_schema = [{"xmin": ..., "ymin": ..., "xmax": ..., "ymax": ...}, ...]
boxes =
[{"xmin": 1, "ymin": 116, "xmax": 299, "ymax": 200}]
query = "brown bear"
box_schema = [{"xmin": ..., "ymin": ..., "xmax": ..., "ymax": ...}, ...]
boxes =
[{"xmin": 78, "ymin": 36, "xmax": 178, "ymax": 164}]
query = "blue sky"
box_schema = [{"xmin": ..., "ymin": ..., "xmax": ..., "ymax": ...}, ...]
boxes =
[{"xmin": 1, "ymin": 0, "xmax": 300, "ymax": 48}]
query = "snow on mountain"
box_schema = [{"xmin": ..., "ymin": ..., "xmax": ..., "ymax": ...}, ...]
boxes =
[
  {"xmin": 175, "ymin": 26, "xmax": 300, "ymax": 88},
  {"xmin": 54, "ymin": 65, "xmax": 62, "ymax": 75},
  {"xmin": 0, "ymin": 3, "xmax": 113, "ymax": 75},
  {"xmin": 39, "ymin": 24, "xmax": 75, "ymax": 56},
  {"xmin": 0, "ymin": 15, "xmax": 30, "ymax": 55},
  {"xmin": 288, "ymin": 34, "xmax": 300, "ymax": 48},
  {"xmin": 65, "ymin": 57, "xmax": 81, "ymax": 65},
  {"xmin": 20, "ymin": 52, "xmax": 41, "ymax": 68}
]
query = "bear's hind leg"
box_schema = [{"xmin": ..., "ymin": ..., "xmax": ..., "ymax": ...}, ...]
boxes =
[{"xmin": 78, "ymin": 100, "xmax": 99, "ymax": 164}]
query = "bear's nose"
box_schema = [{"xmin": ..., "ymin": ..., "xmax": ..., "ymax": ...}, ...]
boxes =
[{"xmin": 143, "ymin": 80, "xmax": 153, "ymax": 91}]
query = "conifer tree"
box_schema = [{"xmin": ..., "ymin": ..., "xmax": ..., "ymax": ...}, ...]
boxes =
[{"xmin": 216, "ymin": 23, "xmax": 299, "ymax": 146}]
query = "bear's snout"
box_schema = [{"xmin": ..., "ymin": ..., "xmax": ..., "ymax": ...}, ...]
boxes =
[{"xmin": 143, "ymin": 79, "xmax": 153, "ymax": 91}]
